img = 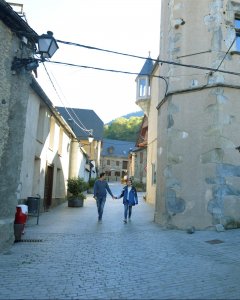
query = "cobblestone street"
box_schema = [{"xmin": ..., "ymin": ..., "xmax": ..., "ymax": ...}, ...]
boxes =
[{"xmin": 1, "ymin": 182, "xmax": 240, "ymax": 300}]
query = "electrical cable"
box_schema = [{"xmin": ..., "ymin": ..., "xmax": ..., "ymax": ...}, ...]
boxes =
[
  {"xmin": 44, "ymin": 67, "xmax": 93, "ymax": 135},
  {"xmin": 214, "ymin": 37, "xmax": 236, "ymax": 73},
  {"xmin": 42, "ymin": 63, "xmax": 92, "ymax": 134},
  {"xmin": 55, "ymin": 39, "xmax": 240, "ymax": 77},
  {"xmin": 48, "ymin": 60, "xmax": 169, "ymax": 96}
]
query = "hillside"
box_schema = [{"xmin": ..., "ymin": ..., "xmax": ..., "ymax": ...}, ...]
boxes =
[
  {"xmin": 104, "ymin": 113, "xmax": 143, "ymax": 142},
  {"xmin": 106, "ymin": 111, "xmax": 144, "ymax": 125}
]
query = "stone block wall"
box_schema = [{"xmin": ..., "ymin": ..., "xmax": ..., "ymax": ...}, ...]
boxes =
[{"xmin": 0, "ymin": 21, "xmax": 31, "ymax": 251}]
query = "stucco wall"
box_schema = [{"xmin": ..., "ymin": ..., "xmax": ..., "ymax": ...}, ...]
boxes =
[
  {"xmin": 133, "ymin": 149, "xmax": 147, "ymax": 184},
  {"xmin": 20, "ymin": 89, "xmax": 73, "ymax": 207},
  {"xmin": 146, "ymin": 64, "xmax": 159, "ymax": 204}
]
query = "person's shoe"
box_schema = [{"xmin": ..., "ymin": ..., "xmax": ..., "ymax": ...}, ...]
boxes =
[
  {"xmin": 98, "ymin": 218, "xmax": 102, "ymax": 223},
  {"xmin": 123, "ymin": 219, "xmax": 127, "ymax": 223}
]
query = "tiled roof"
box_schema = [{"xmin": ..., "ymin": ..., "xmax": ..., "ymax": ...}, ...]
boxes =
[
  {"xmin": 56, "ymin": 107, "xmax": 104, "ymax": 140},
  {"xmin": 101, "ymin": 139, "xmax": 135, "ymax": 158},
  {"xmin": 138, "ymin": 56, "xmax": 154, "ymax": 76}
]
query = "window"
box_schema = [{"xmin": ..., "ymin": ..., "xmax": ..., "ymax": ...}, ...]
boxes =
[
  {"xmin": 235, "ymin": 16, "xmax": 240, "ymax": 51},
  {"xmin": 105, "ymin": 171, "xmax": 111, "ymax": 176},
  {"xmin": 122, "ymin": 161, "xmax": 128, "ymax": 169},
  {"xmin": 107, "ymin": 160, "xmax": 110, "ymax": 165},
  {"xmin": 115, "ymin": 171, "xmax": 120, "ymax": 177},
  {"xmin": 116, "ymin": 161, "xmax": 119, "ymax": 166},
  {"xmin": 137, "ymin": 76, "xmax": 150, "ymax": 98}
]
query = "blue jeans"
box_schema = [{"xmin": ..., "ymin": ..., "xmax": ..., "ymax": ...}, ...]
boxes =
[
  {"xmin": 96, "ymin": 196, "xmax": 106, "ymax": 220},
  {"xmin": 124, "ymin": 203, "xmax": 132, "ymax": 220}
]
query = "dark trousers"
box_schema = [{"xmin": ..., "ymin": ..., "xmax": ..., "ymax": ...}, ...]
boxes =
[{"xmin": 96, "ymin": 196, "xmax": 106, "ymax": 220}]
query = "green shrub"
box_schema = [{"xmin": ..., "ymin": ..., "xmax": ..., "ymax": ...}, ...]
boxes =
[
  {"xmin": 88, "ymin": 178, "xmax": 97, "ymax": 188},
  {"xmin": 132, "ymin": 181, "xmax": 146, "ymax": 192},
  {"xmin": 67, "ymin": 177, "xmax": 88, "ymax": 198}
]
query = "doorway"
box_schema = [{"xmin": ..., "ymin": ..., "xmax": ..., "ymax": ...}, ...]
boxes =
[{"xmin": 44, "ymin": 165, "xmax": 54, "ymax": 211}]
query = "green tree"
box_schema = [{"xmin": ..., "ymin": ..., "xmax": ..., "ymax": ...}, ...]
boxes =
[{"xmin": 104, "ymin": 116, "xmax": 143, "ymax": 141}]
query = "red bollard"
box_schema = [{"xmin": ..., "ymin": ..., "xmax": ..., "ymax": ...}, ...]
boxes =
[
  {"xmin": 14, "ymin": 205, "xmax": 28, "ymax": 238},
  {"xmin": 15, "ymin": 206, "xmax": 26, "ymax": 223}
]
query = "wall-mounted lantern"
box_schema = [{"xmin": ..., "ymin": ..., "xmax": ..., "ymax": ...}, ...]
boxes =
[
  {"xmin": 88, "ymin": 129, "xmax": 94, "ymax": 143},
  {"xmin": 11, "ymin": 31, "xmax": 59, "ymax": 72}
]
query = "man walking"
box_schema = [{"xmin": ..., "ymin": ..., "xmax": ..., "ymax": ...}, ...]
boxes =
[{"xmin": 93, "ymin": 172, "xmax": 115, "ymax": 222}]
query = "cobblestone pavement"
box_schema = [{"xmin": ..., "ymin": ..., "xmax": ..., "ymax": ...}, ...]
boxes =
[{"xmin": 1, "ymin": 182, "xmax": 240, "ymax": 300}]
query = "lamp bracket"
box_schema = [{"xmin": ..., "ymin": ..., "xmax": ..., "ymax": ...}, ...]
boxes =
[{"xmin": 11, "ymin": 57, "xmax": 39, "ymax": 72}]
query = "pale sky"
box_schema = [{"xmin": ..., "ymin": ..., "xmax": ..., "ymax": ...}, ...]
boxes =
[{"xmin": 12, "ymin": 0, "xmax": 161, "ymax": 124}]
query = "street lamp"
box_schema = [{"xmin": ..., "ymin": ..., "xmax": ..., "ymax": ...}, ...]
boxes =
[
  {"xmin": 88, "ymin": 133, "xmax": 94, "ymax": 143},
  {"xmin": 11, "ymin": 31, "xmax": 59, "ymax": 72},
  {"xmin": 37, "ymin": 31, "xmax": 59, "ymax": 60}
]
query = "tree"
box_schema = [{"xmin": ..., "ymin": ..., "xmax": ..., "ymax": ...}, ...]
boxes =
[{"xmin": 104, "ymin": 116, "xmax": 143, "ymax": 141}]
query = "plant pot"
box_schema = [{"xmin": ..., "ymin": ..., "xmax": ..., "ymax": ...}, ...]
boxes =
[{"xmin": 68, "ymin": 197, "xmax": 84, "ymax": 207}]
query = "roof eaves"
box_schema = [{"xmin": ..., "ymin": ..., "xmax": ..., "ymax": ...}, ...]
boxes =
[{"xmin": 0, "ymin": 0, "xmax": 38, "ymax": 42}]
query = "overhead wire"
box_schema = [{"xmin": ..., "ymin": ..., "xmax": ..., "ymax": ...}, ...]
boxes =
[
  {"xmin": 41, "ymin": 37, "xmax": 239, "ymax": 127},
  {"xmin": 48, "ymin": 60, "xmax": 169, "ymax": 96},
  {"xmin": 44, "ymin": 66, "xmax": 92, "ymax": 134},
  {"xmin": 42, "ymin": 62, "xmax": 92, "ymax": 135},
  {"xmin": 55, "ymin": 39, "xmax": 240, "ymax": 77},
  {"xmin": 214, "ymin": 37, "xmax": 236, "ymax": 73}
]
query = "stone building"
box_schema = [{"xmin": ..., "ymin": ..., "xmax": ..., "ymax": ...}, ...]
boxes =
[
  {"xmin": 0, "ymin": 0, "xmax": 89, "ymax": 251},
  {"xmin": 0, "ymin": 0, "xmax": 40, "ymax": 250},
  {"xmin": 100, "ymin": 139, "xmax": 135, "ymax": 181},
  {"xmin": 155, "ymin": 0, "xmax": 240, "ymax": 230},
  {"xmin": 130, "ymin": 116, "xmax": 148, "ymax": 185}
]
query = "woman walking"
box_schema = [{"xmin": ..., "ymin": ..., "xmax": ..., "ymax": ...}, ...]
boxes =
[{"xmin": 117, "ymin": 178, "xmax": 138, "ymax": 223}]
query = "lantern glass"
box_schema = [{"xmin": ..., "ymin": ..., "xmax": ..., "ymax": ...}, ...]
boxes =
[
  {"xmin": 88, "ymin": 134, "xmax": 94, "ymax": 143},
  {"xmin": 38, "ymin": 31, "xmax": 59, "ymax": 59}
]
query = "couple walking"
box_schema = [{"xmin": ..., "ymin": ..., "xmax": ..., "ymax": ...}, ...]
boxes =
[{"xmin": 93, "ymin": 172, "xmax": 138, "ymax": 223}]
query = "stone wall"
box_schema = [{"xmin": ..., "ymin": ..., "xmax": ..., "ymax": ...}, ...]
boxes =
[
  {"xmin": 0, "ymin": 22, "xmax": 31, "ymax": 251},
  {"xmin": 155, "ymin": 0, "xmax": 240, "ymax": 229}
]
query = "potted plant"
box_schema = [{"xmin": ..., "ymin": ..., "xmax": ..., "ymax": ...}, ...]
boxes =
[
  {"xmin": 87, "ymin": 178, "xmax": 96, "ymax": 194},
  {"xmin": 67, "ymin": 177, "xmax": 88, "ymax": 207}
]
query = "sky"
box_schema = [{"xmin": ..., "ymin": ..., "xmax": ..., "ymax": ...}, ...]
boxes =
[{"xmin": 12, "ymin": 0, "xmax": 161, "ymax": 124}]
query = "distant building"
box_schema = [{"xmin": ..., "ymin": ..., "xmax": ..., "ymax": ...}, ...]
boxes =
[
  {"xmin": 129, "ymin": 115, "xmax": 148, "ymax": 185},
  {"xmin": 100, "ymin": 139, "xmax": 135, "ymax": 181}
]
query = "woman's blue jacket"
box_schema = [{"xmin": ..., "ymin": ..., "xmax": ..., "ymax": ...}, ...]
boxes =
[{"xmin": 118, "ymin": 185, "xmax": 138, "ymax": 206}]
